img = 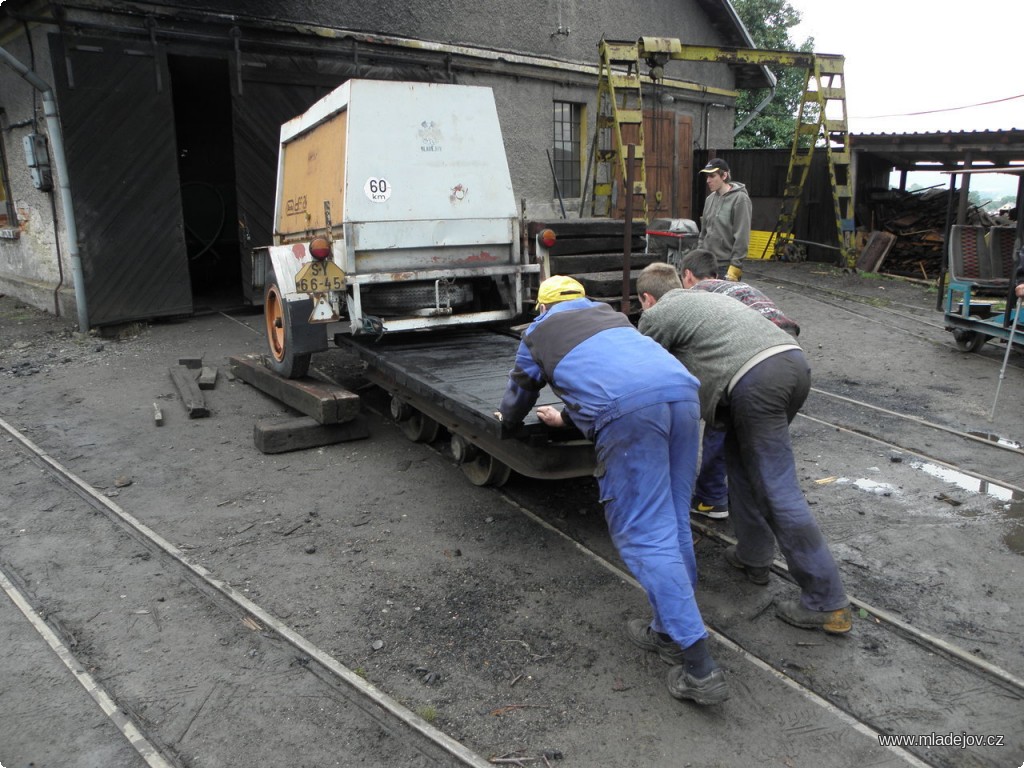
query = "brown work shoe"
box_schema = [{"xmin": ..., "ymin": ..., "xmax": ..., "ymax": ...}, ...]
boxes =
[
  {"xmin": 724, "ymin": 545, "xmax": 769, "ymax": 586},
  {"xmin": 775, "ymin": 600, "xmax": 853, "ymax": 634}
]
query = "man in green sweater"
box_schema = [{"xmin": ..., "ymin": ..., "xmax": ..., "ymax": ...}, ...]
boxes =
[{"xmin": 636, "ymin": 262, "xmax": 852, "ymax": 634}]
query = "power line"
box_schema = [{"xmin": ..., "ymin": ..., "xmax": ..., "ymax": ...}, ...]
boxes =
[{"xmin": 854, "ymin": 92, "xmax": 1024, "ymax": 120}]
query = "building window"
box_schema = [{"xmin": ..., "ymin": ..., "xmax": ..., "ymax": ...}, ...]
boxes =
[
  {"xmin": 0, "ymin": 135, "xmax": 15, "ymax": 230},
  {"xmin": 553, "ymin": 101, "xmax": 582, "ymax": 198}
]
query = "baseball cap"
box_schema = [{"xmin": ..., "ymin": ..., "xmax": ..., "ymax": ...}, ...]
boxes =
[
  {"xmin": 535, "ymin": 275, "xmax": 586, "ymax": 309},
  {"xmin": 699, "ymin": 158, "xmax": 730, "ymax": 174}
]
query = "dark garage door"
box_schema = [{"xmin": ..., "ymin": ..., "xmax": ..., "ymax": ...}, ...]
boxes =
[{"xmin": 51, "ymin": 33, "xmax": 192, "ymax": 326}]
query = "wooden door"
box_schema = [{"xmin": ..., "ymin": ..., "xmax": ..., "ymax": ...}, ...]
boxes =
[{"xmin": 613, "ymin": 109, "xmax": 693, "ymax": 221}]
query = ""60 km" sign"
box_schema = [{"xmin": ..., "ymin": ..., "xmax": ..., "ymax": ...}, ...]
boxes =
[{"xmin": 364, "ymin": 177, "xmax": 391, "ymax": 203}]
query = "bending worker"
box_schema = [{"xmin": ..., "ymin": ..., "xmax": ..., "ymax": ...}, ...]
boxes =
[
  {"xmin": 637, "ymin": 262, "xmax": 852, "ymax": 635},
  {"xmin": 679, "ymin": 249, "xmax": 800, "ymax": 521},
  {"xmin": 496, "ymin": 275, "xmax": 728, "ymax": 705},
  {"xmin": 696, "ymin": 158, "xmax": 751, "ymax": 282}
]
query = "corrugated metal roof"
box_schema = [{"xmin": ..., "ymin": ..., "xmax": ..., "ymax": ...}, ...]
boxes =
[
  {"xmin": 854, "ymin": 128, "xmax": 1024, "ymax": 138},
  {"xmin": 851, "ymin": 129, "xmax": 1024, "ymax": 172}
]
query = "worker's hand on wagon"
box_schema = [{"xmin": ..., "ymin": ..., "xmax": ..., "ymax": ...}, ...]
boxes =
[
  {"xmin": 726, "ymin": 265, "xmax": 743, "ymax": 282},
  {"xmin": 536, "ymin": 405, "xmax": 565, "ymax": 427}
]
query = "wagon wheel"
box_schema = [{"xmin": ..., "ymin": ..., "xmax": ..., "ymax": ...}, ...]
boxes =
[
  {"xmin": 953, "ymin": 330, "xmax": 988, "ymax": 353},
  {"xmin": 461, "ymin": 451, "xmax": 512, "ymax": 487},
  {"xmin": 264, "ymin": 278, "xmax": 311, "ymax": 378},
  {"xmin": 399, "ymin": 410, "xmax": 441, "ymax": 443}
]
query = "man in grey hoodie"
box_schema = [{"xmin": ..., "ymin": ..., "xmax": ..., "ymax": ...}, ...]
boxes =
[{"xmin": 696, "ymin": 158, "xmax": 751, "ymax": 282}]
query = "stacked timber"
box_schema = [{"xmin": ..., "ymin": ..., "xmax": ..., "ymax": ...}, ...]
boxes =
[
  {"xmin": 861, "ymin": 188, "xmax": 1015, "ymax": 280},
  {"xmin": 526, "ymin": 219, "xmax": 651, "ymax": 303}
]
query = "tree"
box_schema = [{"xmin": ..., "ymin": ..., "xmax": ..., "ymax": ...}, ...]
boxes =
[{"xmin": 731, "ymin": 0, "xmax": 814, "ymax": 149}]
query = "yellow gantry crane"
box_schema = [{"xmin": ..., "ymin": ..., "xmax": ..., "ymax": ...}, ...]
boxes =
[{"xmin": 594, "ymin": 37, "xmax": 856, "ymax": 266}]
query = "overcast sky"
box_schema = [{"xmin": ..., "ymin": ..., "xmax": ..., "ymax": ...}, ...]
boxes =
[
  {"xmin": 786, "ymin": 1, "xmax": 1023, "ymax": 196},
  {"xmin": 788, "ymin": 1, "xmax": 1024, "ymax": 135}
]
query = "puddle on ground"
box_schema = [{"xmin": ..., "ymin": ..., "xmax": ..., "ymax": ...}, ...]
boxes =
[
  {"xmin": 837, "ymin": 463, "xmax": 1024, "ymax": 556},
  {"xmin": 967, "ymin": 431, "xmax": 1024, "ymax": 450},
  {"xmin": 910, "ymin": 461, "xmax": 1018, "ymax": 502},
  {"xmin": 908, "ymin": 461, "xmax": 1024, "ymax": 556}
]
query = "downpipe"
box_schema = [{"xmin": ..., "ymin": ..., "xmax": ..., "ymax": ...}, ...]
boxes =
[
  {"xmin": 733, "ymin": 84, "xmax": 777, "ymax": 137},
  {"xmin": 0, "ymin": 46, "xmax": 89, "ymax": 331}
]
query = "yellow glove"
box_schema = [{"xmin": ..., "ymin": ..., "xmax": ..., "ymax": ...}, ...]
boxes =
[{"xmin": 726, "ymin": 265, "xmax": 743, "ymax": 282}]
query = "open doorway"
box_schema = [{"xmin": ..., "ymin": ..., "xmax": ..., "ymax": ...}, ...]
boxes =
[{"xmin": 169, "ymin": 55, "xmax": 242, "ymax": 311}]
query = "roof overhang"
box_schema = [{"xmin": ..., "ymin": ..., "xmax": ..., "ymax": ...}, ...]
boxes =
[
  {"xmin": 853, "ymin": 129, "xmax": 1024, "ymax": 173},
  {"xmin": 693, "ymin": 0, "xmax": 776, "ymax": 90}
]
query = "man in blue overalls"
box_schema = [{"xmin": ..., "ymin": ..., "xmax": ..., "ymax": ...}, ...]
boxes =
[{"xmin": 496, "ymin": 276, "xmax": 727, "ymax": 705}]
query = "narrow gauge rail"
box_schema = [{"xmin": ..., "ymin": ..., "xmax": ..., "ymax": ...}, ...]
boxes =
[
  {"xmin": 327, "ymin": 265, "xmax": 1022, "ymax": 768},
  {"xmin": 4, "ymin": 381, "xmax": 1021, "ymax": 767},
  {"xmin": 346, "ymin": 356, "xmax": 1024, "ymax": 768},
  {"xmin": 498, "ymin": 449, "xmax": 1024, "ymax": 768},
  {"xmin": 748, "ymin": 266, "xmax": 1024, "ymax": 372},
  {"xmin": 0, "ymin": 418, "xmax": 492, "ymax": 768},
  {"xmin": 2, "ymin": 404, "xmax": 942, "ymax": 768},
  {"xmin": 800, "ymin": 387, "xmax": 1024, "ymax": 489},
  {"xmin": 503, "ymin": 486, "xmax": 1022, "ymax": 768}
]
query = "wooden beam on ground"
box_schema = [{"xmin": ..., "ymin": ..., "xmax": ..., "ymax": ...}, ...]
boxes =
[
  {"xmin": 197, "ymin": 366, "xmax": 218, "ymax": 390},
  {"xmin": 254, "ymin": 415, "xmax": 370, "ymax": 454},
  {"xmin": 228, "ymin": 354, "xmax": 360, "ymax": 424},
  {"xmin": 168, "ymin": 366, "xmax": 210, "ymax": 418}
]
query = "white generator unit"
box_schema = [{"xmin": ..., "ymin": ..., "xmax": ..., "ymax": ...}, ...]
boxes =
[{"xmin": 259, "ymin": 79, "xmax": 536, "ymax": 377}]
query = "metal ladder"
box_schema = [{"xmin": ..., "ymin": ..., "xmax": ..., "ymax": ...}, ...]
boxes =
[
  {"xmin": 593, "ymin": 39, "xmax": 648, "ymax": 221},
  {"xmin": 770, "ymin": 54, "xmax": 855, "ymax": 265},
  {"xmin": 591, "ymin": 38, "xmax": 854, "ymax": 264}
]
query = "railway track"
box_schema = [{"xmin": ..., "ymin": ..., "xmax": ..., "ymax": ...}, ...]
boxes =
[
  {"xmin": 3, "ymin": 265, "xmax": 1021, "ymax": 768},
  {"xmin": 0, "ymin": 417, "xmax": 490, "ymax": 768},
  {"xmin": 273, "ymin": 271, "xmax": 1023, "ymax": 767},
  {"xmin": 747, "ymin": 265, "xmax": 1024, "ymax": 372},
  {"xmin": 498, "ymin": 394, "xmax": 1024, "ymax": 768},
  {"xmin": 4, "ymin": 384, "xmax": 1020, "ymax": 768}
]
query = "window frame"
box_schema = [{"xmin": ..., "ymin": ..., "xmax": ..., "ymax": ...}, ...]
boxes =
[
  {"xmin": 0, "ymin": 128, "xmax": 17, "ymax": 233},
  {"xmin": 552, "ymin": 100, "xmax": 584, "ymax": 200}
]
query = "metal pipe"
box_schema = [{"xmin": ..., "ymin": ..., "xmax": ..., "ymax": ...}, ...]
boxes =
[
  {"xmin": 621, "ymin": 144, "xmax": 635, "ymax": 315},
  {"xmin": 733, "ymin": 84, "xmax": 776, "ymax": 137},
  {"xmin": 989, "ymin": 298, "xmax": 1022, "ymax": 422},
  {"xmin": 0, "ymin": 45, "xmax": 89, "ymax": 331},
  {"xmin": 7, "ymin": 7, "xmax": 737, "ymax": 99},
  {"xmin": 937, "ymin": 173, "xmax": 958, "ymax": 312},
  {"xmin": 545, "ymin": 149, "xmax": 567, "ymax": 219}
]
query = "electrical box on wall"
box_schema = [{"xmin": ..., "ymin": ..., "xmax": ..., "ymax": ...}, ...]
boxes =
[{"xmin": 23, "ymin": 133, "xmax": 53, "ymax": 191}]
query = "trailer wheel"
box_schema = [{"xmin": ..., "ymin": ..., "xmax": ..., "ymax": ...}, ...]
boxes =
[
  {"xmin": 953, "ymin": 330, "xmax": 988, "ymax": 353},
  {"xmin": 399, "ymin": 410, "xmax": 441, "ymax": 443},
  {"xmin": 461, "ymin": 452, "xmax": 512, "ymax": 487},
  {"xmin": 265, "ymin": 278, "xmax": 312, "ymax": 378}
]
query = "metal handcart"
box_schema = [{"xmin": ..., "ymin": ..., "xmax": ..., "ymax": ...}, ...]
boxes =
[{"xmin": 939, "ymin": 168, "xmax": 1023, "ymax": 354}]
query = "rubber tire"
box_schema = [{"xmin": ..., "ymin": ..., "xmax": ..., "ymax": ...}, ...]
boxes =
[
  {"xmin": 461, "ymin": 452, "xmax": 512, "ymax": 487},
  {"xmin": 953, "ymin": 330, "xmax": 988, "ymax": 353},
  {"xmin": 264, "ymin": 278, "xmax": 312, "ymax": 378}
]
